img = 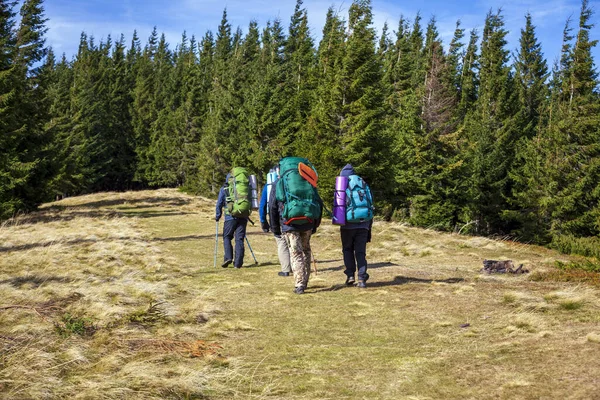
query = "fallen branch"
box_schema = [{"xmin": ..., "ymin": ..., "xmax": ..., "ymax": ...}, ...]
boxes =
[{"xmin": 481, "ymin": 259, "xmax": 529, "ymax": 274}]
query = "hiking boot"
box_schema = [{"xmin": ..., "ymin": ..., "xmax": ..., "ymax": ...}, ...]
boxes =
[
  {"xmin": 234, "ymin": 265, "xmax": 242, "ymax": 269},
  {"xmin": 278, "ymin": 271, "xmax": 290, "ymax": 277},
  {"xmin": 293, "ymin": 286, "xmax": 305, "ymax": 295},
  {"xmin": 221, "ymin": 259, "xmax": 232, "ymax": 268},
  {"xmin": 345, "ymin": 276, "xmax": 355, "ymax": 286},
  {"xmin": 357, "ymin": 280, "xmax": 366, "ymax": 288}
]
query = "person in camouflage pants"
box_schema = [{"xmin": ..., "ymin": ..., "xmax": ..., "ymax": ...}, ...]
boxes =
[
  {"xmin": 284, "ymin": 230, "xmax": 312, "ymax": 289},
  {"xmin": 268, "ymin": 157, "xmax": 323, "ymax": 294}
]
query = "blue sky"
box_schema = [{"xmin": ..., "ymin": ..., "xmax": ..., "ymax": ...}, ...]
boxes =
[{"xmin": 40, "ymin": 0, "xmax": 599, "ymax": 68}]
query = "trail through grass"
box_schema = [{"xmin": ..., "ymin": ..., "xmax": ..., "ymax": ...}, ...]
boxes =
[{"xmin": 1, "ymin": 189, "xmax": 599, "ymax": 399}]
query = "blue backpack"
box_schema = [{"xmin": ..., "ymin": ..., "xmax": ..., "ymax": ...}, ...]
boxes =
[{"xmin": 345, "ymin": 175, "xmax": 374, "ymax": 223}]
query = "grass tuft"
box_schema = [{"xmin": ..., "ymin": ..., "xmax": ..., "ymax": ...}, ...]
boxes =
[
  {"xmin": 586, "ymin": 333, "xmax": 600, "ymax": 343},
  {"xmin": 127, "ymin": 301, "xmax": 168, "ymax": 325},
  {"xmin": 54, "ymin": 312, "xmax": 97, "ymax": 337}
]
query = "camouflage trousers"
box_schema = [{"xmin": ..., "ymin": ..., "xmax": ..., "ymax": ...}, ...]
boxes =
[{"xmin": 283, "ymin": 230, "xmax": 312, "ymax": 288}]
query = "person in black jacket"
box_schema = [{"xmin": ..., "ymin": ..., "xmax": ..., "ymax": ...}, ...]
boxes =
[
  {"xmin": 339, "ymin": 164, "xmax": 373, "ymax": 288},
  {"xmin": 215, "ymin": 174, "xmax": 248, "ymax": 268}
]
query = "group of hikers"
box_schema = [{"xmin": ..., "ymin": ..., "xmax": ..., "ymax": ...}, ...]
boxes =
[{"xmin": 215, "ymin": 157, "xmax": 374, "ymax": 294}]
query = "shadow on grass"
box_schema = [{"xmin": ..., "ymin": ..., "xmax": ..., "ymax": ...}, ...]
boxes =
[
  {"xmin": 120, "ymin": 210, "xmax": 193, "ymax": 219},
  {"xmin": 0, "ymin": 275, "xmax": 73, "ymax": 288},
  {"xmin": 244, "ymin": 262, "xmax": 278, "ymax": 268},
  {"xmin": 319, "ymin": 261, "xmax": 398, "ymax": 273},
  {"xmin": 367, "ymin": 275, "xmax": 464, "ymax": 288},
  {"xmin": 61, "ymin": 196, "xmax": 192, "ymax": 209},
  {"xmin": 153, "ymin": 234, "xmax": 215, "ymax": 242},
  {"xmin": 311, "ymin": 275, "xmax": 464, "ymax": 292},
  {"xmin": 153, "ymin": 231, "xmax": 270, "ymax": 243},
  {"xmin": 10, "ymin": 210, "xmax": 119, "ymax": 226},
  {"xmin": 0, "ymin": 238, "xmax": 103, "ymax": 253}
]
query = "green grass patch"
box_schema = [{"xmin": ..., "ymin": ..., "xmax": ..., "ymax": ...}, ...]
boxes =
[{"xmin": 54, "ymin": 313, "xmax": 96, "ymax": 337}]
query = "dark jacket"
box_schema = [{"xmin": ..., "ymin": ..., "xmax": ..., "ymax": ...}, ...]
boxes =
[
  {"xmin": 216, "ymin": 174, "xmax": 248, "ymax": 222},
  {"xmin": 340, "ymin": 163, "xmax": 373, "ymax": 231},
  {"xmin": 268, "ymin": 178, "xmax": 323, "ymax": 235}
]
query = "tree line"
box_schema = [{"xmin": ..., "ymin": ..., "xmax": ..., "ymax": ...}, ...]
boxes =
[{"xmin": 1, "ymin": 0, "xmax": 599, "ymax": 257}]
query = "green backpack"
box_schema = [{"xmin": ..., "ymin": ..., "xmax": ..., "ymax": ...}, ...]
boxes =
[
  {"xmin": 226, "ymin": 167, "xmax": 252, "ymax": 218},
  {"xmin": 275, "ymin": 157, "xmax": 321, "ymax": 225}
]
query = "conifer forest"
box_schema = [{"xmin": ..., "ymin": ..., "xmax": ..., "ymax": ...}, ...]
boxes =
[{"xmin": 1, "ymin": 0, "xmax": 599, "ymax": 256}]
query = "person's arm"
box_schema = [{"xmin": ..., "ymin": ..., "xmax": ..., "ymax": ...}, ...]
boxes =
[
  {"xmin": 215, "ymin": 187, "xmax": 226, "ymax": 221},
  {"xmin": 259, "ymin": 185, "xmax": 270, "ymax": 232},
  {"xmin": 269, "ymin": 182, "xmax": 281, "ymax": 236}
]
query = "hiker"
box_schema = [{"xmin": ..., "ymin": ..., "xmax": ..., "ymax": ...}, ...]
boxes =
[
  {"xmin": 259, "ymin": 168, "xmax": 292, "ymax": 277},
  {"xmin": 215, "ymin": 169, "xmax": 252, "ymax": 269},
  {"xmin": 269, "ymin": 157, "xmax": 323, "ymax": 294},
  {"xmin": 337, "ymin": 164, "xmax": 374, "ymax": 288}
]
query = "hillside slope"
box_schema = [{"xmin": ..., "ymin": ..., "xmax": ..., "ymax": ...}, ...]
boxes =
[{"xmin": 1, "ymin": 189, "xmax": 599, "ymax": 399}]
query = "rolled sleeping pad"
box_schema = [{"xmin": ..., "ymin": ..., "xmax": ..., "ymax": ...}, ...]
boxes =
[
  {"xmin": 266, "ymin": 170, "xmax": 278, "ymax": 203},
  {"xmin": 249, "ymin": 175, "xmax": 259, "ymax": 209},
  {"xmin": 332, "ymin": 175, "xmax": 348, "ymax": 225}
]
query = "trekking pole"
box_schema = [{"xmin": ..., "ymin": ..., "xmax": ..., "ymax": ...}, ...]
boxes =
[
  {"xmin": 245, "ymin": 236, "xmax": 258, "ymax": 264},
  {"xmin": 213, "ymin": 221, "xmax": 219, "ymax": 268},
  {"xmin": 312, "ymin": 252, "xmax": 318, "ymax": 276}
]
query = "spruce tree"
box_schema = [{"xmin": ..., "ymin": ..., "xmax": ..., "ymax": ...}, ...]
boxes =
[
  {"xmin": 9, "ymin": 0, "xmax": 49, "ymax": 210},
  {"xmin": 505, "ymin": 13, "xmax": 550, "ymax": 239},
  {"xmin": 386, "ymin": 15, "xmax": 424, "ymax": 209},
  {"xmin": 44, "ymin": 53, "xmax": 80, "ymax": 197},
  {"xmin": 302, "ymin": 7, "xmax": 346, "ymax": 199},
  {"xmin": 0, "ymin": 0, "xmax": 19, "ymax": 218},
  {"xmin": 405, "ymin": 17, "xmax": 465, "ymax": 229},
  {"xmin": 105, "ymin": 34, "xmax": 136, "ymax": 190},
  {"xmin": 278, "ymin": 0, "xmax": 315, "ymax": 153},
  {"xmin": 131, "ymin": 27, "xmax": 159, "ymax": 185},
  {"xmin": 198, "ymin": 10, "xmax": 235, "ymax": 193},
  {"xmin": 340, "ymin": 0, "xmax": 393, "ymax": 205},
  {"xmin": 457, "ymin": 29, "xmax": 479, "ymax": 119},
  {"xmin": 250, "ymin": 18, "xmax": 293, "ymax": 178},
  {"xmin": 462, "ymin": 9, "xmax": 515, "ymax": 234},
  {"xmin": 521, "ymin": 0, "xmax": 600, "ymax": 241}
]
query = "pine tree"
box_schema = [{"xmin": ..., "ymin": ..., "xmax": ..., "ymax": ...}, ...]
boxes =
[
  {"xmin": 104, "ymin": 34, "xmax": 136, "ymax": 190},
  {"xmin": 255, "ymin": 18, "xmax": 288, "ymax": 172},
  {"xmin": 146, "ymin": 32, "xmax": 177, "ymax": 186},
  {"xmin": 462, "ymin": 9, "xmax": 515, "ymax": 234},
  {"xmin": 405, "ymin": 17, "xmax": 465, "ymax": 229},
  {"xmin": 198, "ymin": 10, "xmax": 235, "ymax": 193},
  {"xmin": 446, "ymin": 21, "xmax": 465, "ymax": 95},
  {"xmin": 44, "ymin": 52, "xmax": 80, "ymax": 197},
  {"xmin": 278, "ymin": 0, "xmax": 315, "ymax": 153},
  {"xmin": 8, "ymin": 0, "xmax": 49, "ymax": 211},
  {"xmin": 131, "ymin": 27, "xmax": 159, "ymax": 184},
  {"xmin": 340, "ymin": 0, "xmax": 393, "ymax": 205},
  {"xmin": 386, "ymin": 15, "xmax": 424, "ymax": 209},
  {"xmin": 302, "ymin": 7, "xmax": 346, "ymax": 199},
  {"xmin": 457, "ymin": 29, "xmax": 479, "ymax": 118},
  {"xmin": 504, "ymin": 13, "xmax": 550, "ymax": 239},
  {"xmin": 541, "ymin": 0, "xmax": 599, "ymax": 240},
  {"xmin": 0, "ymin": 0, "xmax": 20, "ymax": 218}
]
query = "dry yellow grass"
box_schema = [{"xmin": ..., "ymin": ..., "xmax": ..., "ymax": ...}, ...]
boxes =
[{"xmin": 1, "ymin": 188, "xmax": 600, "ymax": 399}]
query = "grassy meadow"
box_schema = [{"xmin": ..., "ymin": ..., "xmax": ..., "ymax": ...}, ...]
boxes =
[{"xmin": 1, "ymin": 189, "xmax": 599, "ymax": 399}]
